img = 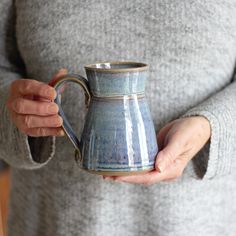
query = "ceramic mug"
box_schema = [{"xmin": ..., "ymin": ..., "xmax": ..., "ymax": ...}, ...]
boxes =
[{"xmin": 53, "ymin": 61, "xmax": 158, "ymax": 176}]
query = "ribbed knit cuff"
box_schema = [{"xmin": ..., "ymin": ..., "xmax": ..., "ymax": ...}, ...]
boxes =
[
  {"xmin": 182, "ymin": 108, "xmax": 234, "ymax": 179},
  {"xmin": 0, "ymin": 87, "xmax": 56, "ymax": 169}
]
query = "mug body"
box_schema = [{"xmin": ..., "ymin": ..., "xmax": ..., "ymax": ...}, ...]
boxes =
[{"xmin": 79, "ymin": 62, "xmax": 158, "ymax": 176}]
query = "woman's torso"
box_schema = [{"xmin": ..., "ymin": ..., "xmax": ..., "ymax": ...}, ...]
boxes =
[{"xmin": 8, "ymin": 1, "xmax": 236, "ymax": 235}]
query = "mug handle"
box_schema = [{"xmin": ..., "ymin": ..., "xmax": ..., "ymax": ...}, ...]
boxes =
[{"xmin": 52, "ymin": 74, "xmax": 91, "ymax": 162}]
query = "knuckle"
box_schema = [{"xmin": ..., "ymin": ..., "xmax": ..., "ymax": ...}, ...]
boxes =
[
  {"xmin": 55, "ymin": 116, "xmax": 63, "ymax": 126},
  {"xmin": 38, "ymin": 85, "xmax": 47, "ymax": 96},
  {"xmin": 24, "ymin": 115, "xmax": 32, "ymax": 128},
  {"xmin": 23, "ymin": 80, "xmax": 33, "ymax": 93},
  {"xmin": 27, "ymin": 128, "xmax": 41, "ymax": 137},
  {"xmin": 38, "ymin": 128, "xmax": 47, "ymax": 136},
  {"xmin": 14, "ymin": 99, "xmax": 23, "ymax": 113},
  {"xmin": 185, "ymin": 139, "xmax": 194, "ymax": 150}
]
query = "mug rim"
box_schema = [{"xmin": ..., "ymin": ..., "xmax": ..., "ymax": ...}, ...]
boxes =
[{"xmin": 84, "ymin": 61, "xmax": 149, "ymax": 73}]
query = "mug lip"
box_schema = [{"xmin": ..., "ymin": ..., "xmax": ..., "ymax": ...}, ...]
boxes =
[{"xmin": 84, "ymin": 61, "xmax": 149, "ymax": 73}]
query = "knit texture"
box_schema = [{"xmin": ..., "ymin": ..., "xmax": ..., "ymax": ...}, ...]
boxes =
[{"xmin": 1, "ymin": 0, "xmax": 236, "ymax": 235}]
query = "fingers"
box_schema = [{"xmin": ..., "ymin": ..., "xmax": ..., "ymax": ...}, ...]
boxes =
[
  {"xmin": 156, "ymin": 121, "xmax": 189, "ymax": 172},
  {"xmin": 107, "ymin": 158, "xmax": 188, "ymax": 185},
  {"xmin": 11, "ymin": 79, "xmax": 57, "ymax": 100},
  {"xmin": 12, "ymin": 113, "xmax": 63, "ymax": 129},
  {"xmin": 104, "ymin": 117, "xmax": 209, "ymax": 185},
  {"xmin": 10, "ymin": 97, "xmax": 59, "ymax": 116},
  {"xmin": 104, "ymin": 123, "xmax": 187, "ymax": 185},
  {"xmin": 110, "ymin": 170, "xmax": 165, "ymax": 185},
  {"xmin": 7, "ymin": 77, "xmax": 67, "ymax": 138},
  {"xmin": 10, "ymin": 110, "xmax": 64, "ymax": 137},
  {"xmin": 26, "ymin": 127, "xmax": 64, "ymax": 137},
  {"xmin": 157, "ymin": 121, "xmax": 175, "ymax": 149}
]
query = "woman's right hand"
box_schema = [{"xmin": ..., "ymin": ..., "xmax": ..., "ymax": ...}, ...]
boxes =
[{"xmin": 6, "ymin": 70, "xmax": 66, "ymax": 137}]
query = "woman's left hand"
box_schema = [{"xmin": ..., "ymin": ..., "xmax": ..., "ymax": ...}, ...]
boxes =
[{"xmin": 104, "ymin": 116, "xmax": 211, "ymax": 185}]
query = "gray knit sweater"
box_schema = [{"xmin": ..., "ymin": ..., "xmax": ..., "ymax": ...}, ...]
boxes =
[{"xmin": 1, "ymin": 0, "xmax": 236, "ymax": 235}]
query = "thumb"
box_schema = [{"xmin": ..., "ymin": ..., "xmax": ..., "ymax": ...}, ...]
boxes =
[
  {"xmin": 157, "ymin": 121, "xmax": 175, "ymax": 149},
  {"xmin": 155, "ymin": 139, "xmax": 183, "ymax": 172},
  {"xmin": 48, "ymin": 68, "xmax": 68, "ymax": 87}
]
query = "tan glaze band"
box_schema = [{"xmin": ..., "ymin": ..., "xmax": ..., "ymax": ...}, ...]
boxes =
[
  {"xmin": 92, "ymin": 93, "xmax": 145, "ymax": 101},
  {"xmin": 82, "ymin": 168, "xmax": 154, "ymax": 176},
  {"xmin": 85, "ymin": 61, "xmax": 149, "ymax": 73}
]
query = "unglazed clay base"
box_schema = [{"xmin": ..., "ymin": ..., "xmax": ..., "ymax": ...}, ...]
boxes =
[{"xmin": 82, "ymin": 168, "xmax": 154, "ymax": 176}]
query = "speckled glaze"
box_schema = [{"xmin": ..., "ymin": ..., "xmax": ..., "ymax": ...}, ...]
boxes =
[{"xmin": 54, "ymin": 62, "xmax": 158, "ymax": 176}]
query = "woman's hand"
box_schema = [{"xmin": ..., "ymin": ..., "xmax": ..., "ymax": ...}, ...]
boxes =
[
  {"xmin": 104, "ymin": 116, "xmax": 211, "ymax": 185},
  {"xmin": 6, "ymin": 70, "xmax": 67, "ymax": 137}
]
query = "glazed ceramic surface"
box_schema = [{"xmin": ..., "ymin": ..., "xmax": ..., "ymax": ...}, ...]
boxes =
[{"xmin": 53, "ymin": 62, "xmax": 158, "ymax": 175}]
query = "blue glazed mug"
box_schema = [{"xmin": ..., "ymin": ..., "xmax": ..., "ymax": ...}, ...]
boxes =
[{"xmin": 53, "ymin": 61, "xmax": 158, "ymax": 176}]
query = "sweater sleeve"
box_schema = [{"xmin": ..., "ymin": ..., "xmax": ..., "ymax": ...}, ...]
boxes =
[
  {"xmin": 0, "ymin": 0, "xmax": 56, "ymax": 169},
  {"xmin": 182, "ymin": 73, "xmax": 236, "ymax": 179}
]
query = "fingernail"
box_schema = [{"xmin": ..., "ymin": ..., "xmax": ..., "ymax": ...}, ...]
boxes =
[
  {"xmin": 155, "ymin": 152, "xmax": 165, "ymax": 172},
  {"xmin": 156, "ymin": 154, "xmax": 165, "ymax": 172},
  {"xmin": 58, "ymin": 116, "xmax": 63, "ymax": 126},
  {"xmin": 56, "ymin": 130, "xmax": 64, "ymax": 137},
  {"xmin": 59, "ymin": 130, "xmax": 65, "ymax": 136},
  {"xmin": 45, "ymin": 88, "xmax": 56, "ymax": 99},
  {"xmin": 52, "ymin": 90, "xmax": 57, "ymax": 100},
  {"xmin": 48, "ymin": 104, "xmax": 58, "ymax": 114},
  {"xmin": 155, "ymin": 166, "xmax": 162, "ymax": 173},
  {"xmin": 156, "ymin": 160, "xmax": 166, "ymax": 173}
]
